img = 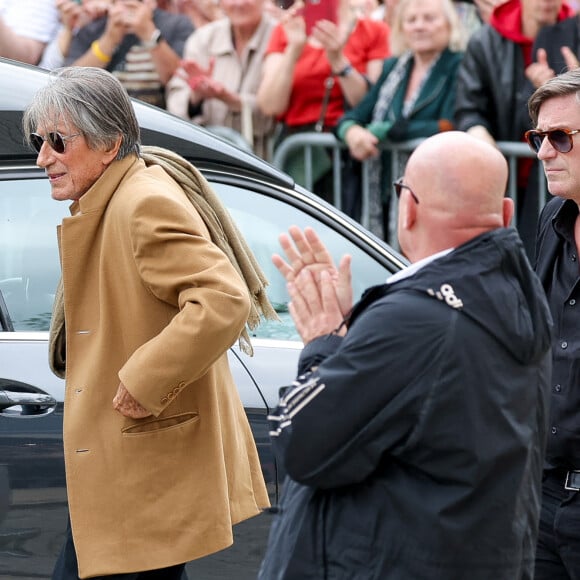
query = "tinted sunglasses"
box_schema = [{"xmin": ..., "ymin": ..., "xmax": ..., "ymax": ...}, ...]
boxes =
[
  {"xmin": 524, "ymin": 128, "xmax": 580, "ymax": 154},
  {"xmin": 393, "ymin": 178, "xmax": 420, "ymax": 204},
  {"xmin": 29, "ymin": 131, "xmax": 81, "ymax": 154}
]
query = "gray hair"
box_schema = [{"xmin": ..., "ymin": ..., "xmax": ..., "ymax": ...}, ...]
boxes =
[
  {"xmin": 389, "ymin": 0, "xmax": 464, "ymax": 56},
  {"xmin": 22, "ymin": 67, "xmax": 140, "ymax": 160},
  {"xmin": 528, "ymin": 68, "xmax": 580, "ymax": 127}
]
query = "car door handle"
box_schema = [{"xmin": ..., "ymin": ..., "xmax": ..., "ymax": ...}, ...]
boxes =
[{"xmin": 0, "ymin": 381, "xmax": 57, "ymax": 417}]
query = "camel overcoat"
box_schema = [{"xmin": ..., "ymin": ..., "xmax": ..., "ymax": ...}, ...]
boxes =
[{"xmin": 58, "ymin": 155, "xmax": 269, "ymax": 578}]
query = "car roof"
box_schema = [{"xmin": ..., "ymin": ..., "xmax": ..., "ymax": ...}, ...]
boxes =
[{"xmin": 0, "ymin": 57, "xmax": 293, "ymax": 187}]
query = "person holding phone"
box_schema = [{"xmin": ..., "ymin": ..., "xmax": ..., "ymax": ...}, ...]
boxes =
[{"xmin": 256, "ymin": 0, "xmax": 390, "ymax": 208}]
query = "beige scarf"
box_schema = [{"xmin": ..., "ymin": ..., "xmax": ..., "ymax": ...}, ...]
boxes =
[{"xmin": 49, "ymin": 145, "xmax": 278, "ymax": 378}]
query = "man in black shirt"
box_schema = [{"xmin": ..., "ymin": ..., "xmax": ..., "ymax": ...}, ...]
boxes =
[{"xmin": 528, "ymin": 68, "xmax": 580, "ymax": 579}]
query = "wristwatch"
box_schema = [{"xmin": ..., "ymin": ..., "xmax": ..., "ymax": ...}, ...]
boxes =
[
  {"xmin": 142, "ymin": 28, "xmax": 163, "ymax": 50},
  {"xmin": 335, "ymin": 64, "xmax": 354, "ymax": 78}
]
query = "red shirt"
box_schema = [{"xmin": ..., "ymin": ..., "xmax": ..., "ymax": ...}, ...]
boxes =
[{"xmin": 266, "ymin": 18, "xmax": 390, "ymax": 127}]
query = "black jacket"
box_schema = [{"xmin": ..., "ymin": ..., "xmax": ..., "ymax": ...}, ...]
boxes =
[
  {"xmin": 260, "ymin": 228, "xmax": 552, "ymax": 580},
  {"xmin": 533, "ymin": 15, "xmax": 580, "ymax": 77},
  {"xmin": 454, "ymin": 25, "xmax": 534, "ymax": 141}
]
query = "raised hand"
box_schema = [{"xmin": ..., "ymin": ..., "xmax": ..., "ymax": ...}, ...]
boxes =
[
  {"xmin": 288, "ymin": 269, "xmax": 346, "ymax": 344},
  {"xmin": 525, "ymin": 48, "xmax": 556, "ymax": 89},
  {"xmin": 561, "ymin": 46, "xmax": 580, "ymax": 71},
  {"xmin": 272, "ymin": 225, "xmax": 353, "ymax": 317},
  {"xmin": 180, "ymin": 57, "xmax": 214, "ymax": 80}
]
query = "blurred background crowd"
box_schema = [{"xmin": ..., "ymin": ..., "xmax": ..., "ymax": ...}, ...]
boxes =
[{"xmin": 2, "ymin": 0, "xmax": 579, "ymax": 248}]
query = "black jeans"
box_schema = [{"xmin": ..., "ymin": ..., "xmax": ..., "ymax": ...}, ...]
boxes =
[
  {"xmin": 535, "ymin": 470, "xmax": 580, "ymax": 579},
  {"xmin": 52, "ymin": 518, "xmax": 188, "ymax": 580}
]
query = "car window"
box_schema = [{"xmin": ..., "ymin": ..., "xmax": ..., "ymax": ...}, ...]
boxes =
[
  {"xmin": 0, "ymin": 178, "xmax": 67, "ymax": 331},
  {"xmin": 0, "ymin": 177, "xmax": 394, "ymax": 339},
  {"xmin": 215, "ymin": 183, "xmax": 394, "ymax": 341}
]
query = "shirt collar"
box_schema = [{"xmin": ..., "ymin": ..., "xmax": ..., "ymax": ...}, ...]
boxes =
[
  {"xmin": 386, "ymin": 248, "xmax": 454, "ymax": 284},
  {"xmin": 552, "ymin": 198, "xmax": 579, "ymax": 244}
]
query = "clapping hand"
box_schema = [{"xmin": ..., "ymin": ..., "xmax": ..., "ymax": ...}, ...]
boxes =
[
  {"xmin": 179, "ymin": 58, "xmax": 214, "ymax": 92},
  {"xmin": 272, "ymin": 225, "xmax": 353, "ymax": 319}
]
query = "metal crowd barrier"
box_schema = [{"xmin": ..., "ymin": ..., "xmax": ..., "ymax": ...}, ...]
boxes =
[{"xmin": 272, "ymin": 132, "xmax": 547, "ymax": 246}]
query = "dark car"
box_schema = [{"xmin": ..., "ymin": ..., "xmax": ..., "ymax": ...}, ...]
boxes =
[{"xmin": 0, "ymin": 57, "xmax": 406, "ymax": 579}]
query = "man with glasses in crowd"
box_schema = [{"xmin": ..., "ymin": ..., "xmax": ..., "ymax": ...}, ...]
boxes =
[
  {"xmin": 258, "ymin": 131, "xmax": 553, "ymax": 579},
  {"xmin": 527, "ymin": 68, "xmax": 580, "ymax": 579}
]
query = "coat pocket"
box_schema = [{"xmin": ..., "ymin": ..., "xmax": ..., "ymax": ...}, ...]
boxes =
[{"xmin": 121, "ymin": 412, "xmax": 199, "ymax": 436}]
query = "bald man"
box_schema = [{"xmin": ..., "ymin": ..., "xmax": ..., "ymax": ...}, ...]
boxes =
[{"xmin": 259, "ymin": 132, "xmax": 553, "ymax": 580}]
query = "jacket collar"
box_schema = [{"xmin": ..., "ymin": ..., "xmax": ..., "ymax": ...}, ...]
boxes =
[{"xmin": 72, "ymin": 155, "xmax": 142, "ymax": 216}]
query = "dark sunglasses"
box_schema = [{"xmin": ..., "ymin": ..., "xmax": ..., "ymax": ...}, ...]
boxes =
[
  {"xmin": 524, "ymin": 128, "xmax": 580, "ymax": 154},
  {"xmin": 393, "ymin": 178, "xmax": 420, "ymax": 204},
  {"xmin": 29, "ymin": 131, "xmax": 81, "ymax": 154}
]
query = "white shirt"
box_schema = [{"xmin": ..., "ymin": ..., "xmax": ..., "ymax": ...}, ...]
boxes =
[
  {"xmin": 0, "ymin": 0, "xmax": 60, "ymax": 44},
  {"xmin": 387, "ymin": 248, "xmax": 454, "ymax": 284}
]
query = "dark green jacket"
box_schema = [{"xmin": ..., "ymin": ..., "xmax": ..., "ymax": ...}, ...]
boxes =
[
  {"xmin": 336, "ymin": 48, "xmax": 463, "ymax": 194},
  {"xmin": 337, "ymin": 48, "xmax": 463, "ymax": 137}
]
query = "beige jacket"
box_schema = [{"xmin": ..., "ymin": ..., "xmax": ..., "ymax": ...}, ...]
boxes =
[
  {"xmin": 59, "ymin": 155, "xmax": 269, "ymax": 578},
  {"xmin": 166, "ymin": 16, "xmax": 276, "ymax": 159}
]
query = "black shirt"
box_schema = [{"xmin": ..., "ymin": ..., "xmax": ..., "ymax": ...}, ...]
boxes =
[{"xmin": 543, "ymin": 199, "xmax": 580, "ymax": 469}]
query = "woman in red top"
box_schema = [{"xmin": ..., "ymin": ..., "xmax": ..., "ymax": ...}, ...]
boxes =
[{"xmin": 257, "ymin": 0, "xmax": 389, "ymax": 210}]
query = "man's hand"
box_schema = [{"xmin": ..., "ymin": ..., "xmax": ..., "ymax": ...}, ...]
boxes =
[
  {"xmin": 562, "ymin": 46, "xmax": 580, "ymax": 71},
  {"xmin": 121, "ymin": 0, "xmax": 157, "ymax": 41},
  {"xmin": 102, "ymin": 2, "xmax": 131, "ymax": 46},
  {"xmin": 526, "ymin": 48, "xmax": 556, "ymax": 89},
  {"xmin": 272, "ymin": 225, "xmax": 353, "ymax": 317},
  {"xmin": 113, "ymin": 383, "xmax": 152, "ymax": 419},
  {"xmin": 288, "ymin": 269, "xmax": 346, "ymax": 343},
  {"xmin": 180, "ymin": 57, "xmax": 214, "ymax": 80}
]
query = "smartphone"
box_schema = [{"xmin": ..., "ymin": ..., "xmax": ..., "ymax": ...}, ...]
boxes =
[{"xmin": 302, "ymin": 0, "xmax": 338, "ymax": 36}]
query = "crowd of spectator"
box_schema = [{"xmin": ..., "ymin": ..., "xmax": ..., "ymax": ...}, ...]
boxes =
[{"xmin": 2, "ymin": 0, "xmax": 580, "ymax": 244}]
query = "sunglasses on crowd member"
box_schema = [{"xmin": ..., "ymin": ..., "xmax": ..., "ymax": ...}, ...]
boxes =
[
  {"xmin": 393, "ymin": 178, "xmax": 420, "ymax": 204},
  {"xmin": 524, "ymin": 128, "xmax": 580, "ymax": 154},
  {"xmin": 29, "ymin": 132, "xmax": 81, "ymax": 154}
]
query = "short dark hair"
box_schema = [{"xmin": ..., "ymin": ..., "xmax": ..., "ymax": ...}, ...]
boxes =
[{"xmin": 528, "ymin": 68, "xmax": 580, "ymax": 127}]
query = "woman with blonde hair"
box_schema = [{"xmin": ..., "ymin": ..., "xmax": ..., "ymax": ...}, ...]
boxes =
[{"xmin": 335, "ymin": 0, "xmax": 464, "ymax": 240}]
